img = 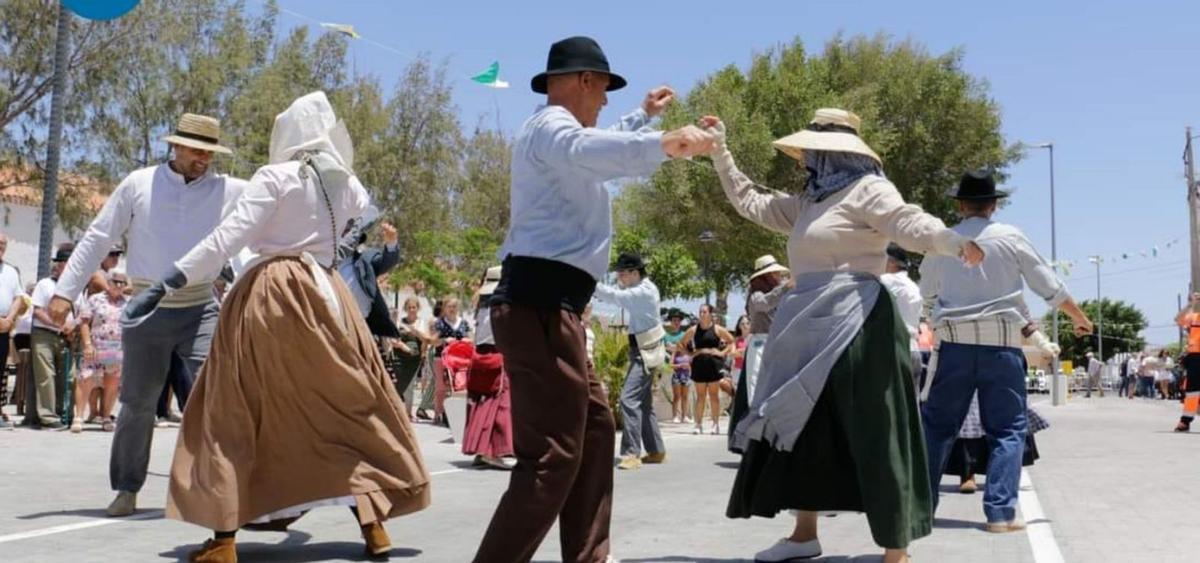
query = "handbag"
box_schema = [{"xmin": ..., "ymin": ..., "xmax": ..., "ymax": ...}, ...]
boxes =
[{"xmin": 634, "ymin": 324, "xmax": 667, "ymax": 371}]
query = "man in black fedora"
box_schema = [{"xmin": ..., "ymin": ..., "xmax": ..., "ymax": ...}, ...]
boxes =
[
  {"xmin": 918, "ymin": 170, "xmax": 1092, "ymax": 533},
  {"xmin": 593, "ymin": 252, "xmax": 667, "ymax": 471},
  {"xmin": 476, "ymin": 36, "xmax": 713, "ymax": 563}
]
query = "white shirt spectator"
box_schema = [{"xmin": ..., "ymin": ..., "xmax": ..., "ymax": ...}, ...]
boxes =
[
  {"xmin": 31, "ymin": 278, "xmax": 74, "ymax": 332},
  {"xmin": 880, "ymin": 270, "xmax": 922, "ymax": 351},
  {"xmin": 0, "ymin": 263, "xmax": 23, "ymax": 318}
]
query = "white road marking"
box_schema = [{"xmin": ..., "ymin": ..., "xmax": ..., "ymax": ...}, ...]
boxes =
[
  {"xmin": 0, "ymin": 467, "xmax": 467, "ymax": 545},
  {"xmin": 1020, "ymin": 469, "xmax": 1066, "ymax": 563}
]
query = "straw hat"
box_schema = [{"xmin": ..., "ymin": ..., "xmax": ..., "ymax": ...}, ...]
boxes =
[
  {"xmin": 750, "ymin": 255, "xmax": 789, "ymax": 281},
  {"xmin": 772, "ymin": 108, "xmax": 880, "ymax": 164},
  {"xmin": 479, "ymin": 265, "xmax": 502, "ymax": 296},
  {"xmin": 162, "ymin": 113, "xmax": 232, "ymax": 154}
]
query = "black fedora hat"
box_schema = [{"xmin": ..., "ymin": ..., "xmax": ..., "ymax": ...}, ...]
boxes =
[
  {"xmin": 948, "ymin": 169, "xmax": 1010, "ymax": 200},
  {"xmin": 886, "ymin": 243, "xmax": 910, "ymax": 269},
  {"xmin": 614, "ymin": 252, "xmax": 646, "ymax": 273},
  {"xmin": 531, "ymin": 36, "xmax": 627, "ymax": 94}
]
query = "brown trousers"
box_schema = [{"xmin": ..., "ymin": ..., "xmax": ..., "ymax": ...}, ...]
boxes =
[{"xmin": 473, "ymin": 303, "xmax": 615, "ymax": 563}]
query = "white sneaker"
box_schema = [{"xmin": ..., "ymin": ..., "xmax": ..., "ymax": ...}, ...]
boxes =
[
  {"xmin": 709, "ymin": 421, "xmax": 720, "ymax": 435},
  {"xmin": 672, "ymin": 415, "xmax": 682, "ymax": 424},
  {"xmin": 692, "ymin": 425, "xmax": 702, "ymax": 435},
  {"xmin": 754, "ymin": 538, "xmax": 822, "ymax": 562},
  {"xmin": 684, "ymin": 416, "xmax": 694, "ymax": 424}
]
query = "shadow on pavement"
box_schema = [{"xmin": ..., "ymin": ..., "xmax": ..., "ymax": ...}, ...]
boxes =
[
  {"xmin": 713, "ymin": 461, "xmax": 740, "ymax": 469},
  {"xmin": 620, "ymin": 556, "xmax": 886, "ymax": 562},
  {"xmin": 933, "ymin": 517, "xmax": 982, "ymax": 530},
  {"xmin": 17, "ymin": 508, "xmax": 164, "ymax": 521},
  {"xmin": 161, "ymin": 535, "xmax": 422, "ymax": 562}
]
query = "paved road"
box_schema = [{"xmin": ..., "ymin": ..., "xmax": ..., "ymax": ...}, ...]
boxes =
[{"xmin": 0, "ymin": 394, "xmax": 1192, "ymax": 562}]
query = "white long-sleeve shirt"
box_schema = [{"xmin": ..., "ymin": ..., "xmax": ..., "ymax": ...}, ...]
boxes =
[
  {"xmin": 498, "ymin": 105, "xmax": 666, "ymax": 280},
  {"xmin": 175, "ymin": 161, "xmax": 368, "ymax": 283},
  {"xmin": 55, "ymin": 165, "xmax": 247, "ymax": 301},
  {"xmin": 880, "ymin": 270, "xmax": 922, "ymax": 351}
]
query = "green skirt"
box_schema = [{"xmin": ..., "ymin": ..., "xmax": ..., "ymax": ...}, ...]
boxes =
[{"xmin": 726, "ymin": 292, "xmax": 932, "ymax": 549}]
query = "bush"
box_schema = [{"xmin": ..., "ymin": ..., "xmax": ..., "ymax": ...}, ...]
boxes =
[{"xmin": 591, "ymin": 325, "xmax": 629, "ymax": 429}]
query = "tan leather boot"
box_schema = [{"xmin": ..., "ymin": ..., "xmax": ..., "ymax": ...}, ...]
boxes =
[
  {"xmin": 189, "ymin": 537, "xmax": 237, "ymax": 563},
  {"xmin": 361, "ymin": 522, "xmax": 392, "ymax": 557}
]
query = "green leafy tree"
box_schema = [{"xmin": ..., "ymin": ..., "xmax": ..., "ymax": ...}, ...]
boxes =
[
  {"xmin": 1043, "ymin": 298, "xmax": 1147, "ymax": 364},
  {"xmin": 617, "ymin": 33, "xmax": 1018, "ymax": 317}
]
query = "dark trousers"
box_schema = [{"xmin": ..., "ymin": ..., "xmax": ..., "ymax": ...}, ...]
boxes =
[
  {"xmin": 473, "ymin": 303, "xmax": 614, "ymax": 563},
  {"xmin": 0, "ymin": 334, "xmax": 9, "ymax": 406},
  {"xmin": 156, "ymin": 353, "xmax": 193, "ymax": 418}
]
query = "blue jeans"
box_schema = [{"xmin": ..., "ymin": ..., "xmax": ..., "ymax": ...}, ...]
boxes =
[{"xmin": 922, "ymin": 342, "xmax": 1028, "ymax": 523}]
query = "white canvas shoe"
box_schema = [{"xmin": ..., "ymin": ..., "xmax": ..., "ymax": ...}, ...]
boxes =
[{"xmin": 754, "ymin": 538, "xmax": 822, "ymax": 562}]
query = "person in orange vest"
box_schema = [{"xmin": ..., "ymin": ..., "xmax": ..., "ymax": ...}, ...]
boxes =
[{"xmin": 1174, "ymin": 293, "xmax": 1200, "ymax": 431}]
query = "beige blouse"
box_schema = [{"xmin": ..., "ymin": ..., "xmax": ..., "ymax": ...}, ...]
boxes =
[{"xmin": 712, "ymin": 149, "xmax": 967, "ymax": 276}]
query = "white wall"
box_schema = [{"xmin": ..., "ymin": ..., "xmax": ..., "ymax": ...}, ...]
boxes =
[{"xmin": 0, "ymin": 202, "xmax": 77, "ymax": 290}]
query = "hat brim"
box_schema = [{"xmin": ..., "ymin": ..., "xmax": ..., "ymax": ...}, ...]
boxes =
[
  {"xmin": 480, "ymin": 281, "xmax": 499, "ymax": 295},
  {"xmin": 531, "ymin": 68, "xmax": 628, "ymax": 94},
  {"xmin": 163, "ymin": 135, "xmax": 233, "ymax": 155},
  {"xmin": 751, "ymin": 263, "xmax": 790, "ymax": 280},
  {"xmin": 947, "ymin": 187, "xmax": 1011, "ymax": 200},
  {"xmin": 772, "ymin": 130, "xmax": 881, "ymax": 164}
]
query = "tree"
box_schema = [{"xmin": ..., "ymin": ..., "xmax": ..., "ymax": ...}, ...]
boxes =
[
  {"xmin": 1043, "ymin": 298, "xmax": 1147, "ymax": 364},
  {"xmin": 616, "ymin": 33, "xmax": 1018, "ymax": 317},
  {"xmin": 456, "ymin": 124, "xmax": 511, "ymax": 238},
  {"xmin": 610, "ymin": 226, "xmax": 705, "ymax": 301}
]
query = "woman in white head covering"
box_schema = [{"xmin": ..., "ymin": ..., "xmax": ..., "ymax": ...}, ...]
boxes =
[{"xmin": 131, "ymin": 92, "xmax": 430, "ymax": 562}]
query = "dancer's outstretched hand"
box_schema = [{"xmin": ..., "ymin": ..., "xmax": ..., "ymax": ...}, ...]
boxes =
[
  {"xmin": 662, "ymin": 125, "xmax": 715, "ymax": 159},
  {"xmin": 698, "ymin": 116, "xmax": 725, "ymax": 153},
  {"xmin": 643, "ymin": 86, "xmax": 676, "ymax": 117},
  {"xmin": 121, "ymin": 268, "xmax": 188, "ymax": 329},
  {"xmin": 959, "ymin": 241, "xmax": 985, "ymax": 267}
]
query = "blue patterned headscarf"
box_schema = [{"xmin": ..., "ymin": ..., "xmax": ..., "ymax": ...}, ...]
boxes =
[{"xmin": 803, "ymin": 150, "xmax": 883, "ymax": 202}]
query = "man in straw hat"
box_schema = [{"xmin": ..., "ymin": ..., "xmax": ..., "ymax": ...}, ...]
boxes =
[
  {"xmin": 475, "ymin": 35, "xmax": 713, "ymax": 563},
  {"xmin": 918, "ymin": 169, "xmax": 1092, "ymax": 533},
  {"xmin": 593, "ymin": 252, "xmax": 667, "ymax": 471},
  {"xmin": 46, "ymin": 112, "xmax": 248, "ymax": 517},
  {"xmin": 727, "ymin": 254, "xmax": 790, "ymax": 452}
]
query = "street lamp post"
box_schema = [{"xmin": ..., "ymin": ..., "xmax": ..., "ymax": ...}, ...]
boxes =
[
  {"xmin": 699, "ymin": 230, "xmax": 715, "ymax": 307},
  {"xmin": 1089, "ymin": 256, "xmax": 1103, "ymax": 362},
  {"xmin": 1025, "ymin": 142, "xmax": 1065, "ymax": 405}
]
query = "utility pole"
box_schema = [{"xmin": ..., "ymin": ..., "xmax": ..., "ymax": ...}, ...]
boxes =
[
  {"xmin": 37, "ymin": 4, "xmax": 72, "ymax": 280},
  {"xmin": 1186, "ymin": 128, "xmax": 1200, "ymax": 295}
]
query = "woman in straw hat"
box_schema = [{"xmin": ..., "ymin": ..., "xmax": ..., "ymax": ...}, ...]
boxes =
[
  {"xmin": 727, "ymin": 254, "xmax": 791, "ymax": 453},
  {"xmin": 126, "ymin": 91, "xmax": 430, "ymax": 562},
  {"xmin": 700, "ymin": 109, "xmax": 984, "ymax": 563}
]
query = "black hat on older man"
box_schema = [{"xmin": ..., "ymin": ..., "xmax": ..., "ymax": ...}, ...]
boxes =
[
  {"xmin": 614, "ymin": 252, "xmax": 647, "ymax": 276},
  {"xmin": 886, "ymin": 243, "xmax": 910, "ymax": 270},
  {"xmin": 531, "ymin": 36, "xmax": 628, "ymax": 94},
  {"xmin": 53, "ymin": 244, "xmax": 74, "ymax": 263},
  {"xmin": 949, "ymin": 169, "xmax": 1010, "ymax": 200}
]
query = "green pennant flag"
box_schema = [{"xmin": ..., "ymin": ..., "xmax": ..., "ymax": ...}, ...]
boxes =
[{"xmin": 471, "ymin": 62, "xmax": 510, "ymax": 89}]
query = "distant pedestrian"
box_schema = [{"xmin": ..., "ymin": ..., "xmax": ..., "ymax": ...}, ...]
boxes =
[{"xmin": 1085, "ymin": 352, "xmax": 1104, "ymax": 398}]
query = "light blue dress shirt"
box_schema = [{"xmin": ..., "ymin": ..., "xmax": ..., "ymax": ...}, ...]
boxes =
[
  {"xmin": 920, "ymin": 216, "xmax": 1069, "ymax": 324},
  {"xmin": 593, "ymin": 278, "xmax": 661, "ymax": 335},
  {"xmin": 498, "ymin": 105, "xmax": 666, "ymax": 280}
]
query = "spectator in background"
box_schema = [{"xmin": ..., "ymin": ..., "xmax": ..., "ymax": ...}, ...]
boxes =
[
  {"xmin": 432, "ymin": 297, "xmax": 471, "ymax": 427},
  {"xmin": 12, "ymin": 283, "xmax": 34, "ymax": 425},
  {"xmin": 1127, "ymin": 353, "xmax": 1143, "ymax": 400},
  {"xmin": 663, "ymin": 309, "xmax": 691, "ymax": 424},
  {"xmin": 1155, "ymin": 349, "xmax": 1174, "ymax": 400},
  {"xmin": 881, "ymin": 244, "xmax": 923, "ymax": 389},
  {"xmin": 392, "ymin": 297, "xmax": 430, "ymax": 419},
  {"xmin": 0, "ymin": 232, "xmax": 26, "ymax": 430},
  {"xmin": 72, "ymin": 269, "xmax": 128, "ymax": 433},
  {"xmin": 29, "ymin": 244, "xmax": 77, "ymax": 429},
  {"xmin": 1140, "ymin": 352, "xmax": 1158, "ymax": 399},
  {"xmin": 1085, "ymin": 352, "xmax": 1104, "ymax": 398}
]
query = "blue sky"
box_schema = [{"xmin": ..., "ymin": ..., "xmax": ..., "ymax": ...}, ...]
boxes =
[{"xmin": 265, "ymin": 0, "xmax": 1198, "ymax": 345}]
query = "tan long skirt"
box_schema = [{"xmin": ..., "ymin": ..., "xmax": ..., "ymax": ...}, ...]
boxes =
[{"xmin": 165, "ymin": 257, "xmax": 431, "ymax": 531}]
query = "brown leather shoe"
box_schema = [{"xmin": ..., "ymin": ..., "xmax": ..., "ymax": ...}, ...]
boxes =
[
  {"xmin": 641, "ymin": 452, "xmax": 667, "ymax": 464},
  {"xmin": 189, "ymin": 538, "xmax": 237, "ymax": 563},
  {"xmin": 361, "ymin": 522, "xmax": 392, "ymax": 558}
]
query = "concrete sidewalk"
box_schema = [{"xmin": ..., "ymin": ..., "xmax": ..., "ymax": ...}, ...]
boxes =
[{"xmin": 0, "ymin": 394, "xmax": 1185, "ymax": 562}]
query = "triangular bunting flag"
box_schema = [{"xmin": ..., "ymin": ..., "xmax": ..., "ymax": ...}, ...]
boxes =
[{"xmin": 471, "ymin": 61, "xmax": 510, "ymax": 89}]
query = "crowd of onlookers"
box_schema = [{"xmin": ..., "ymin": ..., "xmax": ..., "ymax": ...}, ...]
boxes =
[
  {"xmin": 0, "ymin": 238, "xmax": 225, "ymax": 432},
  {"xmin": 1115, "ymin": 349, "xmax": 1182, "ymax": 400}
]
